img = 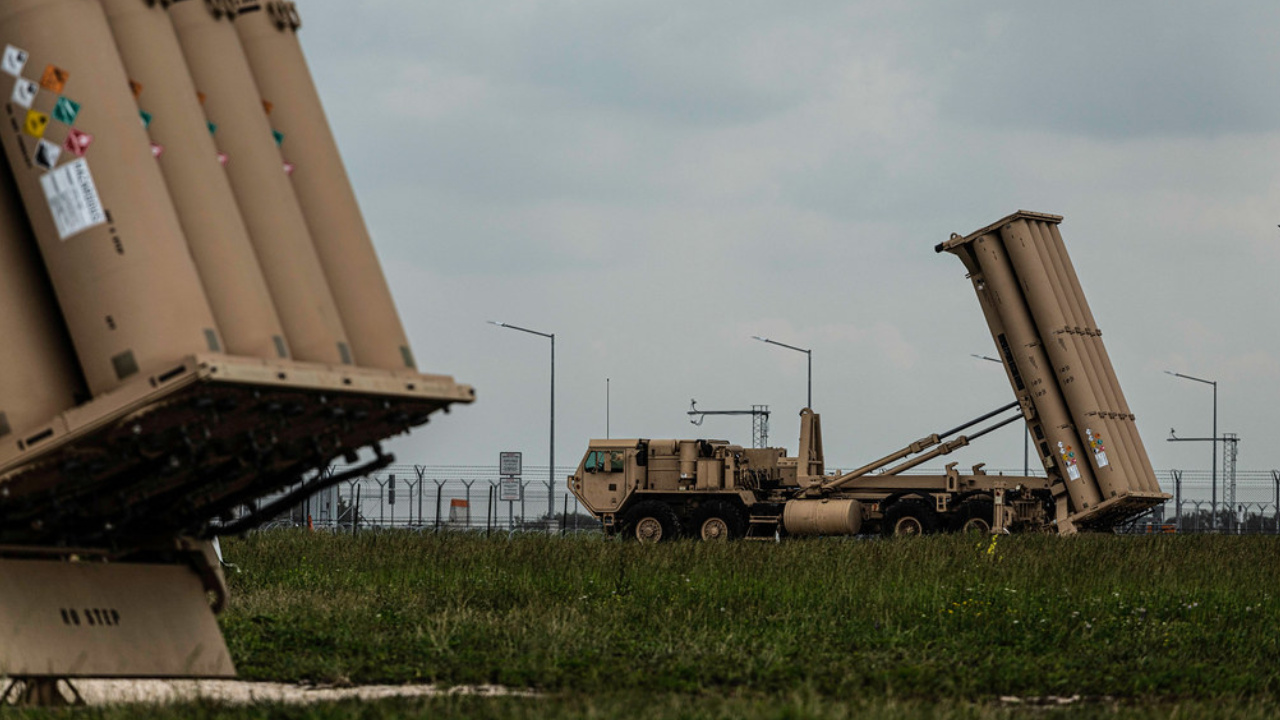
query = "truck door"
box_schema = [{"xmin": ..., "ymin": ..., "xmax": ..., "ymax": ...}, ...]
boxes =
[{"xmin": 580, "ymin": 449, "xmax": 628, "ymax": 513}]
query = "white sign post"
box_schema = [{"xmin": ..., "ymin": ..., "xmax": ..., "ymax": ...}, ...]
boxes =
[
  {"xmin": 499, "ymin": 477, "xmax": 522, "ymax": 502},
  {"xmin": 499, "ymin": 452, "xmax": 523, "ymax": 524},
  {"xmin": 499, "ymin": 452, "xmax": 522, "ymax": 477}
]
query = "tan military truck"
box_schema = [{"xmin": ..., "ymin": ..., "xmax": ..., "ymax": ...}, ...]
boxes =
[
  {"xmin": 570, "ymin": 406, "xmax": 1058, "ymax": 540},
  {"xmin": 569, "ymin": 211, "xmax": 1169, "ymax": 540}
]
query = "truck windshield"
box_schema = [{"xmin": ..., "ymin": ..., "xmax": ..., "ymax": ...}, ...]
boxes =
[{"xmin": 584, "ymin": 451, "xmax": 623, "ymax": 473}]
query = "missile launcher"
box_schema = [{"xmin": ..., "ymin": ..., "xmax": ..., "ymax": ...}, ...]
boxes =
[{"xmin": 0, "ymin": 0, "xmax": 471, "ymax": 699}]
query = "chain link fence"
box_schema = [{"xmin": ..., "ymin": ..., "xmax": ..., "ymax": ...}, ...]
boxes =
[
  {"xmin": 247, "ymin": 465, "xmax": 1280, "ymax": 535},
  {"xmin": 257, "ymin": 464, "xmax": 598, "ymax": 534}
]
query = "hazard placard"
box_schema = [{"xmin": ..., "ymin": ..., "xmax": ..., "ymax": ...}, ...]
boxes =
[
  {"xmin": 64, "ymin": 127, "xmax": 93, "ymax": 157},
  {"xmin": 11, "ymin": 78, "xmax": 37, "ymax": 109},
  {"xmin": 52, "ymin": 96, "xmax": 80, "ymax": 126},
  {"xmin": 2, "ymin": 45, "xmax": 28, "ymax": 77},
  {"xmin": 39, "ymin": 65, "xmax": 68, "ymax": 94},
  {"xmin": 24, "ymin": 110, "xmax": 49, "ymax": 138},
  {"xmin": 34, "ymin": 139, "xmax": 61, "ymax": 170}
]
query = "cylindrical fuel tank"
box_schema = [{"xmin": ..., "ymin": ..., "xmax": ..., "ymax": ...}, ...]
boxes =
[
  {"xmin": 168, "ymin": 0, "xmax": 352, "ymax": 366},
  {"xmin": 235, "ymin": 0, "xmax": 415, "ymax": 370},
  {"xmin": 101, "ymin": 0, "xmax": 288, "ymax": 362},
  {"xmin": 783, "ymin": 498, "xmax": 862, "ymax": 536},
  {"xmin": 0, "ymin": 0, "xmax": 221, "ymax": 395},
  {"xmin": 0, "ymin": 163, "xmax": 86, "ymax": 438}
]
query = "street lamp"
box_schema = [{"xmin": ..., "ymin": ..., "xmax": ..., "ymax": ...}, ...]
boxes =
[
  {"xmin": 489, "ymin": 321, "xmax": 555, "ymax": 520},
  {"xmin": 1165, "ymin": 370, "xmax": 1218, "ymax": 531},
  {"xmin": 971, "ymin": 354, "xmax": 1030, "ymax": 476},
  {"xmin": 752, "ymin": 336, "xmax": 812, "ymax": 409}
]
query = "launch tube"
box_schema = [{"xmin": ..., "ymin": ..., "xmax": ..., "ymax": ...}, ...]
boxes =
[
  {"xmin": 1042, "ymin": 223, "xmax": 1161, "ymax": 493},
  {"xmin": 1000, "ymin": 219, "xmax": 1128, "ymax": 500},
  {"xmin": 970, "ymin": 232, "xmax": 1101, "ymax": 511},
  {"xmin": 235, "ymin": 1, "xmax": 416, "ymax": 370},
  {"xmin": 168, "ymin": 0, "xmax": 353, "ymax": 366},
  {"xmin": 101, "ymin": 0, "xmax": 289, "ymax": 361},
  {"xmin": 1020, "ymin": 220, "xmax": 1150, "ymax": 495},
  {"xmin": 0, "ymin": 0, "xmax": 221, "ymax": 395},
  {"xmin": 0, "ymin": 162, "xmax": 86, "ymax": 438}
]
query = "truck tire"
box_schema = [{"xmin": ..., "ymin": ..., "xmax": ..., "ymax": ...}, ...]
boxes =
[
  {"xmin": 696, "ymin": 500, "xmax": 746, "ymax": 541},
  {"xmin": 882, "ymin": 499, "xmax": 939, "ymax": 537},
  {"xmin": 951, "ymin": 499, "xmax": 995, "ymax": 534},
  {"xmin": 624, "ymin": 500, "xmax": 681, "ymax": 543}
]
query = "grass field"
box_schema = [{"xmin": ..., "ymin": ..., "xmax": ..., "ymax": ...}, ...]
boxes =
[{"xmin": 11, "ymin": 531, "xmax": 1280, "ymax": 718}]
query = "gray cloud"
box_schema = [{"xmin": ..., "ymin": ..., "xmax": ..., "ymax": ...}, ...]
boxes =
[{"xmin": 296, "ymin": 0, "xmax": 1280, "ymax": 488}]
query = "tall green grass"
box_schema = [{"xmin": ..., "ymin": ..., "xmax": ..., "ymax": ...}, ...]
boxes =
[
  {"xmin": 216, "ymin": 531, "xmax": 1280, "ymax": 700},
  {"xmin": 12, "ymin": 695, "xmax": 1280, "ymax": 720}
]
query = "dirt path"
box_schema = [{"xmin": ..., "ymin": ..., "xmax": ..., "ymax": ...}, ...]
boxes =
[{"xmin": 21, "ymin": 680, "xmax": 535, "ymax": 706}]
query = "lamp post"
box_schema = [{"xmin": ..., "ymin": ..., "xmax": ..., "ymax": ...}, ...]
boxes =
[
  {"xmin": 971, "ymin": 354, "xmax": 1031, "ymax": 475},
  {"xmin": 489, "ymin": 321, "xmax": 555, "ymax": 520},
  {"xmin": 1165, "ymin": 371, "xmax": 1217, "ymax": 531},
  {"xmin": 752, "ymin": 336, "xmax": 812, "ymax": 409}
]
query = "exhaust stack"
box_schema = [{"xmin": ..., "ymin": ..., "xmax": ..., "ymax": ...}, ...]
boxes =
[{"xmin": 940, "ymin": 211, "xmax": 1167, "ymax": 528}]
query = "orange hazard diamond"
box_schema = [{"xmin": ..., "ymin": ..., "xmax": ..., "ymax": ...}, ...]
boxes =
[{"xmin": 40, "ymin": 64, "xmax": 68, "ymax": 93}]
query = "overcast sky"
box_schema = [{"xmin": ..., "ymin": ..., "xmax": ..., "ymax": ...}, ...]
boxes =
[{"xmin": 297, "ymin": 1, "xmax": 1280, "ymax": 489}]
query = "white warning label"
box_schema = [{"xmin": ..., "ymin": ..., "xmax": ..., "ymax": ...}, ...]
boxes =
[
  {"xmin": 11, "ymin": 77, "xmax": 36, "ymax": 109},
  {"xmin": 2, "ymin": 45, "xmax": 28, "ymax": 77},
  {"xmin": 40, "ymin": 158, "xmax": 106, "ymax": 240}
]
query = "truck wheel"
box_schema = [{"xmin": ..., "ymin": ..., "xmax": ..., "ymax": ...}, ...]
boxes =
[
  {"xmin": 697, "ymin": 500, "xmax": 746, "ymax": 541},
  {"xmin": 625, "ymin": 500, "xmax": 681, "ymax": 543},
  {"xmin": 952, "ymin": 500, "xmax": 995, "ymax": 534},
  {"xmin": 882, "ymin": 499, "xmax": 939, "ymax": 537}
]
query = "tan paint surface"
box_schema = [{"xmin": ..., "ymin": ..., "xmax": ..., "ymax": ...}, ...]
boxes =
[
  {"xmin": 168, "ymin": 0, "xmax": 351, "ymax": 366},
  {"xmin": 236, "ymin": 2, "xmax": 415, "ymax": 370},
  {"xmin": 101, "ymin": 0, "xmax": 288, "ymax": 361},
  {"xmin": 0, "ymin": 559, "xmax": 234, "ymax": 678},
  {"xmin": 0, "ymin": 165, "xmax": 85, "ymax": 437},
  {"xmin": 969, "ymin": 232, "xmax": 1102, "ymax": 511},
  {"xmin": 0, "ymin": 0, "xmax": 220, "ymax": 395}
]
